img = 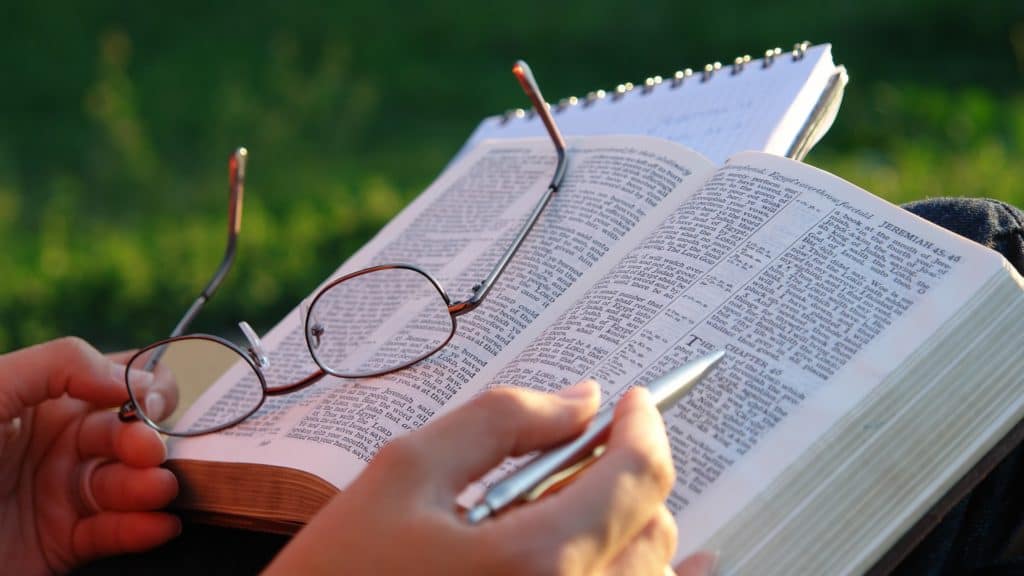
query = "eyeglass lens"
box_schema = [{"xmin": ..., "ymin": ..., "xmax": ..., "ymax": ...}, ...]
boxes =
[
  {"xmin": 305, "ymin": 266, "xmax": 455, "ymax": 378},
  {"xmin": 127, "ymin": 337, "xmax": 263, "ymax": 435}
]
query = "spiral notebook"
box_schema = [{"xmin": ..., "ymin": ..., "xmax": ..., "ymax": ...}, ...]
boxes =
[{"xmin": 462, "ymin": 42, "xmax": 848, "ymax": 164}]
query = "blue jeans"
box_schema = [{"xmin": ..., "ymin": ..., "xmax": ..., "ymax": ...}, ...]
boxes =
[
  {"xmin": 893, "ymin": 198, "xmax": 1024, "ymax": 575},
  {"xmin": 76, "ymin": 198, "xmax": 1024, "ymax": 575}
]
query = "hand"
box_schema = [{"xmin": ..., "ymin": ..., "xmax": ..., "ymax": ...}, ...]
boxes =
[
  {"xmin": 0, "ymin": 337, "xmax": 181, "ymax": 574},
  {"xmin": 266, "ymin": 380, "xmax": 682, "ymax": 575}
]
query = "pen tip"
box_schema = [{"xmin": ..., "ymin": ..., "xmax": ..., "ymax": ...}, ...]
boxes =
[{"xmin": 695, "ymin": 350, "xmax": 726, "ymax": 374}]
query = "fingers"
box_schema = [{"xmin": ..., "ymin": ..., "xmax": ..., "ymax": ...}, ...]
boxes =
[
  {"xmin": 602, "ymin": 506, "xmax": 677, "ymax": 575},
  {"xmin": 88, "ymin": 461, "xmax": 178, "ymax": 512},
  {"xmin": 72, "ymin": 511, "xmax": 181, "ymax": 562},
  {"xmin": 78, "ymin": 411, "xmax": 167, "ymax": 467},
  {"xmin": 0, "ymin": 337, "xmax": 150, "ymax": 419},
  {"xmin": 674, "ymin": 551, "xmax": 719, "ymax": 576},
  {"xmin": 394, "ymin": 380, "xmax": 600, "ymax": 494},
  {"xmin": 125, "ymin": 361, "xmax": 180, "ymax": 423},
  {"xmin": 498, "ymin": 387, "xmax": 674, "ymax": 566},
  {"xmin": 75, "ymin": 411, "xmax": 177, "ymax": 514}
]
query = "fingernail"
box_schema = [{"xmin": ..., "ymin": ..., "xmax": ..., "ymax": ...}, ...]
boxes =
[
  {"xmin": 558, "ymin": 378, "xmax": 598, "ymax": 399},
  {"xmin": 145, "ymin": 392, "xmax": 167, "ymax": 422},
  {"xmin": 697, "ymin": 550, "xmax": 720, "ymax": 576}
]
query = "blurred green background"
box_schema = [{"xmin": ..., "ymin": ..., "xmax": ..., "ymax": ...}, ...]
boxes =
[{"xmin": 1, "ymin": 0, "xmax": 1022, "ymax": 351}]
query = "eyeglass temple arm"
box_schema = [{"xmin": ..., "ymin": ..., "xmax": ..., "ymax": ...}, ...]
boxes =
[
  {"xmin": 449, "ymin": 61, "xmax": 567, "ymax": 316},
  {"xmin": 141, "ymin": 148, "xmax": 247, "ymax": 371}
]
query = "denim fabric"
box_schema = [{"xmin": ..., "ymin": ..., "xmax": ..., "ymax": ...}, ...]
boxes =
[
  {"xmin": 894, "ymin": 198, "xmax": 1024, "ymax": 576},
  {"xmin": 76, "ymin": 198, "xmax": 1024, "ymax": 575},
  {"xmin": 903, "ymin": 198, "xmax": 1024, "ymax": 278}
]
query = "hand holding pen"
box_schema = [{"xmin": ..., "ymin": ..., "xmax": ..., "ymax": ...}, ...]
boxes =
[
  {"xmin": 267, "ymin": 352, "xmax": 723, "ymax": 576},
  {"xmin": 467, "ymin": 351, "xmax": 724, "ymax": 525},
  {"xmin": 266, "ymin": 57, "xmax": 721, "ymax": 575}
]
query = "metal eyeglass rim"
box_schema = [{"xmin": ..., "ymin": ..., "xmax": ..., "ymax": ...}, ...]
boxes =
[{"xmin": 119, "ymin": 59, "xmax": 568, "ymax": 436}]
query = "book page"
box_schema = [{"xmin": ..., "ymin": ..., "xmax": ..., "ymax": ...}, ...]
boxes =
[
  {"xmin": 169, "ymin": 135, "xmax": 716, "ymax": 489},
  {"xmin": 461, "ymin": 45, "xmax": 839, "ymax": 164},
  {"xmin": 467, "ymin": 150, "xmax": 1003, "ymax": 560}
]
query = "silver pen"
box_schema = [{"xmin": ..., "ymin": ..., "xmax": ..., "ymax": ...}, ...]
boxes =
[{"xmin": 466, "ymin": 350, "xmax": 726, "ymax": 524}]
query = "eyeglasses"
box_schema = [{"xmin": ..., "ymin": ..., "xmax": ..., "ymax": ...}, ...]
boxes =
[{"xmin": 118, "ymin": 61, "xmax": 567, "ymax": 437}]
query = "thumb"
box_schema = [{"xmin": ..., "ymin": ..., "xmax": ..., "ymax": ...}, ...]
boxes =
[
  {"xmin": 0, "ymin": 337, "xmax": 151, "ymax": 420},
  {"xmin": 409, "ymin": 379, "xmax": 600, "ymax": 494}
]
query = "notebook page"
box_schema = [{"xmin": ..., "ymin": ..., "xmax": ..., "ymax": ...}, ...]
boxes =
[{"xmin": 462, "ymin": 44, "xmax": 839, "ymax": 165}]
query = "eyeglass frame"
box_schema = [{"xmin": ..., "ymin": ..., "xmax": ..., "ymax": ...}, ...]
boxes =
[{"xmin": 119, "ymin": 60, "xmax": 568, "ymax": 436}]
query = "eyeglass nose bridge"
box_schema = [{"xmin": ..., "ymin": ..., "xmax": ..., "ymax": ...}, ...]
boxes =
[{"xmin": 239, "ymin": 321, "xmax": 270, "ymax": 369}]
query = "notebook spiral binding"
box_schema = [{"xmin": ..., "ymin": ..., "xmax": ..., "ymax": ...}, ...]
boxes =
[{"xmin": 501, "ymin": 41, "xmax": 813, "ymax": 124}]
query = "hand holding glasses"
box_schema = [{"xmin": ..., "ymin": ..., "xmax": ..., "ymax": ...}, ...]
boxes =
[{"xmin": 119, "ymin": 61, "xmax": 568, "ymax": 437}]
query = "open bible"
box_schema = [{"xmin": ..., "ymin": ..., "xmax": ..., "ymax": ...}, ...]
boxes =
[{"xmin": 167, "ymin": 133, "xmax": 1024, "ymax": 573}]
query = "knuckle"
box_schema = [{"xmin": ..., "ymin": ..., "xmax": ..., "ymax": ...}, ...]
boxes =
[
  {"xmin": 552, "ymin": 540, "xmax": 591, "ymax": 576},
  {"xmin": 54, "ymin": 336, "xmax": 92, "ymax": 357},
  {"xmin": 374, "ymin": 434, "xmax": 426, "ymax": 471},
  {"xmin": 480, "ymin": 386, "xmax": 530, "ymax": 411},
  {"xmin": 655, "ymin": 454, "xmax": 676, "ymax": 494},
  {"xmin": 654, "ymin": 507, "xmax": 678, "ymax": 557},
  {"xmin": 475, "ymin": 387, "xmax": 534, "ymax": 423},
  {"xmin": 47, "ymin": 336, "xmax": 99, "ymax": 396},
  {"xmin": 621, "ymin": 441, "xmax": 675, "ymax": 494}
]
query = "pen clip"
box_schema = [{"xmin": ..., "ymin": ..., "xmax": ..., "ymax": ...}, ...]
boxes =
[{"xmin": 524, "ymin": 445, "xmax": 607, "ymax": 502}]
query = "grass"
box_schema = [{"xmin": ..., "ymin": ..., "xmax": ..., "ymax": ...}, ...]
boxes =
[{"xmin": 0, "ymin": 1, "xmax": 1021, "ymax": 350}]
